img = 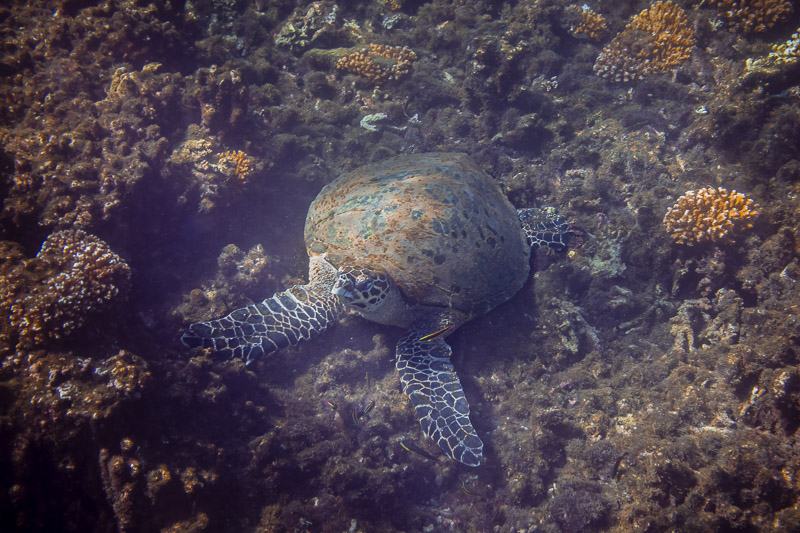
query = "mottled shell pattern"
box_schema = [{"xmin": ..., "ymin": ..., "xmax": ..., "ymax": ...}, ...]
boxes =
[{"xmin": 305, "ymin": 152, "xmax": 530, "ymax": 320}]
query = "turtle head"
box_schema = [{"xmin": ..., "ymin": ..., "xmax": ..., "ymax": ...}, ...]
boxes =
[{"xmin": 332, "ymin": 265, "xmax": 393, "ymax": 313}]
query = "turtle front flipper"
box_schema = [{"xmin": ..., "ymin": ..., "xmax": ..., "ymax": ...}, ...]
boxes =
[
  {"xmin": 517, "ymin": 207, "xmax": 574, "ymax": 251},
  {"xmin": 396, "ymin": 324, "xmax": 483, "ymax": 467},
  {"xmin": 181, "ymin": 256, "xmax": 343, "ymax": 364}
]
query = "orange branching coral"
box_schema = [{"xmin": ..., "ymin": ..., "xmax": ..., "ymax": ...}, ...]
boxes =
[
  {"xmin": 566, "ymin": 5, "xmax": 608, "ymax": 41},
  {"xmin": 384, "ymin": 0, "xmax": 403, "ymax": 11},
  {"xmin": 769, "ymin": 27, "xmax": 800, "ymax": 64},
  {"xmin": 336, "ymin": 44, "xmax": 417, "ymax": 85},
  {"xmin": 594, "ymin": 1, "xmax": 695, "ymax": 82},
  {"xmin": 1, "ymin": 230, "xmax": 132, "ymax": 346},
  {"xmin": 663, "ymin": 187, "xmax": 760, "ymax": 245},
  {"xmin": 708, "ymin": 0, "xmax": 793, "ymax": 33},
  {"xmin": 217, "ymin": 150, "xmax": 254, "ymax": 182}
]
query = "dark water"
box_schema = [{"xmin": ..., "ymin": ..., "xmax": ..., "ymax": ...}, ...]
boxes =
[{"xmin": 1, "ymin": 1, "xmax": 799, "ymax": 531}]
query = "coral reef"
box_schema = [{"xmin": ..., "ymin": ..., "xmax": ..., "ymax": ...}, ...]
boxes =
[
  {"xmin": 217, "ymin": 150, "xmax": 255, "ymax": 183},
  {"xmin": 174, "ymin": 242, "xmax": 279, "ymax": 324},
  {"xmin": 191, "ymin": 65, "xmax": 247, "ymax": 134},
  {"xmin": 98, "ymin": 443, "xmax": 141, "ymax": 533},
  {"xmin": 663, "ymin": 187, "xmax": 760, "ymax": 245},
  {"xmin": 0, "ymin": 229, "xmax": 131, "ymax": 348},
  {"xmin": 770, "ymin": 27, "xmax": 800, "ymax": 64},
  {"xmin": 1, "ymin": 0, "xmax": 800, "ymax": 531},
  {"xmin": 336, "ymin": 44, "xmax": 417, "ymax": 85},
  {"xmin": 2, "ymin": 55, "xmax": 180, "ymax": 229},
  {"xmin": 3, "ymin": 347, "xmax": 152, "ymax": 531},
  {"xmin": 384, "ymin": 0, "xmax": 403, "ymax": 11},
  {"xmin": 565, "ymin": 4, "xmax": 608, "ymax": 41},
  {"xmin": 593, "ymin": 1, "xmax": 695, "ymax": 82},
  {"xmin": 164, "ymin": 125, "xmax": 264, "ymax": 212},
  {"xmin": 750, "ymin": 26, "xmax": 800, "ymax": 70},
  {"xmin": 708, "ymin": 0, "xmax": 793, "ymax": 33},
  {"xmin": 742, "ymin": 27, "xmax": 800, "ymax": 80},
  {"xmin": 274, "ymin": 2, "xmax": 341, "ymax": 53}
]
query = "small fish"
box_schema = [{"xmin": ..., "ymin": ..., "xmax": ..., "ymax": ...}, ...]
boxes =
[
  {"xmin": 400, "ymin": 441, "xmax": 440, "ymax": 462},
  {"xmin": 411, "ymin": 392, "xmax": 433, "ymax": 405},
  {"xmin": 419, "ymin": 325, "xmax": 454, "ymax": 342},
  {"xmin": 360, "ymin": 399, "xmax": 375, "ymax": 417},
  {"xmin": 327, "ymin": 400, "xmax": 338, "ymax": 411},
  {"xmin": 351, "ymin": 406, "xmax": 361, "ymax": 427}
]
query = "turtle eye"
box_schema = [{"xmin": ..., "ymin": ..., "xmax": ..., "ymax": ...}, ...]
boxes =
[{"xmin": 355, "ymin": 278, "xmax": 373, "ymax": 292}]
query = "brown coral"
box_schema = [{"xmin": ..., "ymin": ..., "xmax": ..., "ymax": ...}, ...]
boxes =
[
  {"xmin": 708, "ymin": 0, "xmax": 793, "ymax": 33},
  {"xmin": 217, "ymin": 150, "xmax": 255, "ymax": 182},
  {"xmin": 274, "ymin": 2, "xmax": 341, "ymax": 53},
  {"xmin": 566, "ymin": 5, "xmax": 609, "ymax": 41},
  {"xmin": 593, "ymin": 1, "xmax": 695, "ymax": 82},
  {"xmin": 336, "ymin": 44, "xmax": 417, "ymax": 85},
  {"xmin": 384, "ymin": 0, "xmax": 403, "ymax": 11},
  {"xmin": 663, "ymin": 187, "xmax": 760, "ymax": 245},
  {"xmin": 165, "ymin": 127, "xmax": 266, "ymax": 213},
  {"xmin": 2, "ymin": 61, "xmax": 177, "ymax": 230},
  {"xmin": 1, "ymin": 230, "xmax": 132, "ymax": 347},
  {"xmin": 769, "ymin": 28, "xmax": 800, "ymax": 64}
]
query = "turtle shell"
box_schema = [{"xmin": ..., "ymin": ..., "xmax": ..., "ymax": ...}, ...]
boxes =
[{"xmin": 305, "ymin": 152, "xmax": 530, "ymax": 319}]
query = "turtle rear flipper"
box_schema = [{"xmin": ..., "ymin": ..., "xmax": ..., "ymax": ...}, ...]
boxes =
[
  {"xmin": 181, "ymin": 257, "xmax": 343, "ymax": 365},
  {"xmin": 396, "ymin": 325, "xmax": 483, "ymax": 467}
]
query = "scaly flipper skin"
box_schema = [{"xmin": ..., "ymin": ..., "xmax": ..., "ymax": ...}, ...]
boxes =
[
  {"xmin": 518, "ymin": 208, "xmax": 574, "ymax": 251},
  {"xmin": 396, "ymin": 324, "xmax": 483, "ymax": 467},
  {"xmin": 181, "ymin": 256, "xmax": 343, "ymax": 365}
]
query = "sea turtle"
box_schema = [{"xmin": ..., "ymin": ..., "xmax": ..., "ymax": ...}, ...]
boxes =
[{"xmin": 181, "ymin": 152, "xmax": 573, "ymax": 466}]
